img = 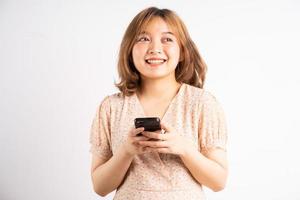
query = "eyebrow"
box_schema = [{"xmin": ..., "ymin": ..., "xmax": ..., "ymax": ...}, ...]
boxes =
[
  {"xmin": 139, "ymin": 31, "xmax": 174, "ymax": 35},
  {"xmin": 162, "ymin": 31, "xmax": 174, "ymax": 35}
]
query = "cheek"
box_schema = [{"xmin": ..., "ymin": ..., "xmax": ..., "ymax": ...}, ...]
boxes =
[
  {"xmin": 132, "ymin": 46, "xmax": 146, "ymax": 70},
  {"xmin": 168, "ymin": 46, "xmax": 181, "ymax": 61},
  {"xmin": 132, "ymin": 47, "xmax": 138, "ymax": 61},
  {"xmin": 132, "ymin": 45, "xmax": 146, "ymax": 60}
]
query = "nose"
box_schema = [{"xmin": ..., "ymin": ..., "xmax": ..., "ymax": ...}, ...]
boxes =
[
  {"xmin": 148, "ymin": 49, "xmax": 162, "ymax": 54},
  {"xmin": 147, "ymin": 39, "xmax": 162, "ymax": 54}
]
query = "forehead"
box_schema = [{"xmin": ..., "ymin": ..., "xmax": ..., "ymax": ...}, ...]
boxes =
[{"xmin": 138, "ymin": 17, "xmax": 174, "ymax": 35}]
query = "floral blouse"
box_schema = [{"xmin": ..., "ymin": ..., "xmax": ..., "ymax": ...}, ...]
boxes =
[{"xmin": 89, "ymin": 83, "xmax": 227, "ymax": 200}]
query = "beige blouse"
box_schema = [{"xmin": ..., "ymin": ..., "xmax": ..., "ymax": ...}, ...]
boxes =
[{"xmin": 89, "ymin": 83, "xmax": 227, "ymax": 200}]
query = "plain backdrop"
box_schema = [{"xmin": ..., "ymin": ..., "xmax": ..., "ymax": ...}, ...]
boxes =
[{"xmin": 1, "ymin": 0, "xmax": 300, "ymax": 199}]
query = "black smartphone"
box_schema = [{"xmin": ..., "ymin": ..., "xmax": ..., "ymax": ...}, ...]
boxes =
[{"xmin": 134, "ymin": 117, "xmax": 161, "ymax": 136}]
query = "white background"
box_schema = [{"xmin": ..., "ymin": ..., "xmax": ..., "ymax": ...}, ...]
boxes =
[{"xmin": 1, "ymin": 0, "xmax": 300, "ymax": 199}]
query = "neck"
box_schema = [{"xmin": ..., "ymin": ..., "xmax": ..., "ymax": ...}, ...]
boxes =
[{"xmin": 138, "ymin": 78, "xmax": 182, "ymax": 99}]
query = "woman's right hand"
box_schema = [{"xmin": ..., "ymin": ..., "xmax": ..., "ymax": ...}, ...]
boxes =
[{"xmin": 121, "ymin": 127, "xmax": 152, "ymax": 156}]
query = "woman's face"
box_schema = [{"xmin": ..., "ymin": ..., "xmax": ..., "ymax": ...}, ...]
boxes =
[{"xmin": 132, "ymin": 17, "xmax": 181, "ymax": 81}]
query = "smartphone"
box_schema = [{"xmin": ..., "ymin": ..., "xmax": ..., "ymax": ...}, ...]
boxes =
[{"xmin": 134, "ymin": 117, "xmax": 161, "ymax": 136}]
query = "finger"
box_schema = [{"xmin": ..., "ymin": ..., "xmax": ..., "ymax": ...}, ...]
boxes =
[
  {"xmin": 133, "ymin": 136, "xmax": 150, "ymax": 141},
  {"xmin": 138, "ymin": 140, "xmax": 167, "ymax": 148},
  {"xmin": 160, "ymin": 122, "xmax": 172, "ymax": 133},
  {"xmin": 145, "ymin": 147, "xmax": 169, "ymax": 154},
  {"xmin": 142, "ymin": 131, "xmax": 167, "ymax": 141},
  {"xmin": 131, "ymin": 127, "xmax": 144, "ymax": 136},
  {"xmin": 132, "ymin": 136, "xmax": 150, "ymax": 145},
  {"xmin": 153, "ymin": 129, "xmax": 162, "ymax": 134},
  {"xmin": 142, "ymin": 131, "xmax": 160, "ymax": 136}
]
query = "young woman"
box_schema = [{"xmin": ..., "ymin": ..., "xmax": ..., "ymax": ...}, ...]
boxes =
[{"xmin": 89, "ymin": 7, "xmax": 228, "ymax": 200}]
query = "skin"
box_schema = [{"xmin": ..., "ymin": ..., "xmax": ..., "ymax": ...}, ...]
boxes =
[
  {"xmin": 132, "ymin": 17, "xmax": 180, "ymax": 81},
  {"xmin": 91, "ymin": 17, "xmax": 228, "ymax": 197}
]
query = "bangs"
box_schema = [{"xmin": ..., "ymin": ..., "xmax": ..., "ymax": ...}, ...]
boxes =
[
  {"xmin": 116, "ymin": 7, "xmax": 206, "ymax": 96},
  {"xmin": 134, "ymin": 8, "xmax": 182, "ymax": 41}
]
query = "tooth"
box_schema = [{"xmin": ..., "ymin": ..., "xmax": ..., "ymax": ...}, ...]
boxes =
[{"xmin": 147, "ymin": 59, "xmax": 165, "ymax": 63}]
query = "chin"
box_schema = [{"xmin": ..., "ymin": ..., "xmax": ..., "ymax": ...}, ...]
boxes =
[{"xmin": 142, "ymin": 72, "xmax": 173, "ymax": 80}]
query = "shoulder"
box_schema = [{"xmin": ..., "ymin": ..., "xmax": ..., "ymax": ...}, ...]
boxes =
[
  {"xmin": 98, "ymin": 92, "xmax": 128, "ymax": 110},
  {"xmin": 183, "ymin": 84, "xmax": 225, "ymax": 114},
  {"xmin": 184, "ymin": 83, "xmax": 217, "ymax": 103},
  {"xmin": 106, "ymin": 92, "xmax": 125, "ymax": 103}
]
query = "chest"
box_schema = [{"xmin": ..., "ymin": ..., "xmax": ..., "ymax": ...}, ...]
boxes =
[
  {"xmin": 110, "ymin": 94, "xmax": 200, "ymax": 154},
  {"xmin": 139, "ymin": 98, "xmax": 172, "ymax": 119}
]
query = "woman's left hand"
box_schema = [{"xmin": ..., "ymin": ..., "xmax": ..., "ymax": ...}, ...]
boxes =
[{"xmin": 138, "ymin": 122, "xmax": 197, "ymax": 156}]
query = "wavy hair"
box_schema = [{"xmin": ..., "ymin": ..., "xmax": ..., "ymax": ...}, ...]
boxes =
[{"xmin": 115, "ymin": 7, "xmax": 207, "ymax": 96}]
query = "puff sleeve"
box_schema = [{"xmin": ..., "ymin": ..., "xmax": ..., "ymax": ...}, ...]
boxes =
[
  {"xmin": 89, "ymin": 96, "xmax": 113, "ymax": 160},
  {"xmin": 198, "ymin": 92, "xmax": 228, "ymax": 153}
]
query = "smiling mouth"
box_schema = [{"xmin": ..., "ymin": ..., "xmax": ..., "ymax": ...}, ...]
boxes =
[{"xmin": 145, "ymin": 59, "xmax": 167, "ymax": 64}]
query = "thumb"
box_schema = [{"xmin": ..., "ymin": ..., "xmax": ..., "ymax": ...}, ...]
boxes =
[{"xmin": 160, "ymin": 122, "xmax": 172, "ymax": 133}]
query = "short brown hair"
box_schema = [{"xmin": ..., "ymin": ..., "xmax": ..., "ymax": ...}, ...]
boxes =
[{"xmin": 115, "ymin": 7, "xmax": 207, "ymax": 96}]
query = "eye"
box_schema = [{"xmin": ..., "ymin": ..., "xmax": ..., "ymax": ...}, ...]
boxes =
[
  {"xmin": 163, "ymin": 37, "xmax": 173, "ymax": 42},
  {"xmin": 137, "ymin": 36, "xmax": 150, "ymax": 42}
]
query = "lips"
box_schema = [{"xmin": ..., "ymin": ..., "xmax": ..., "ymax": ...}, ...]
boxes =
[{"xmin": 145, "ymin": 58, "xmax": 167, "ymax": 64}]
